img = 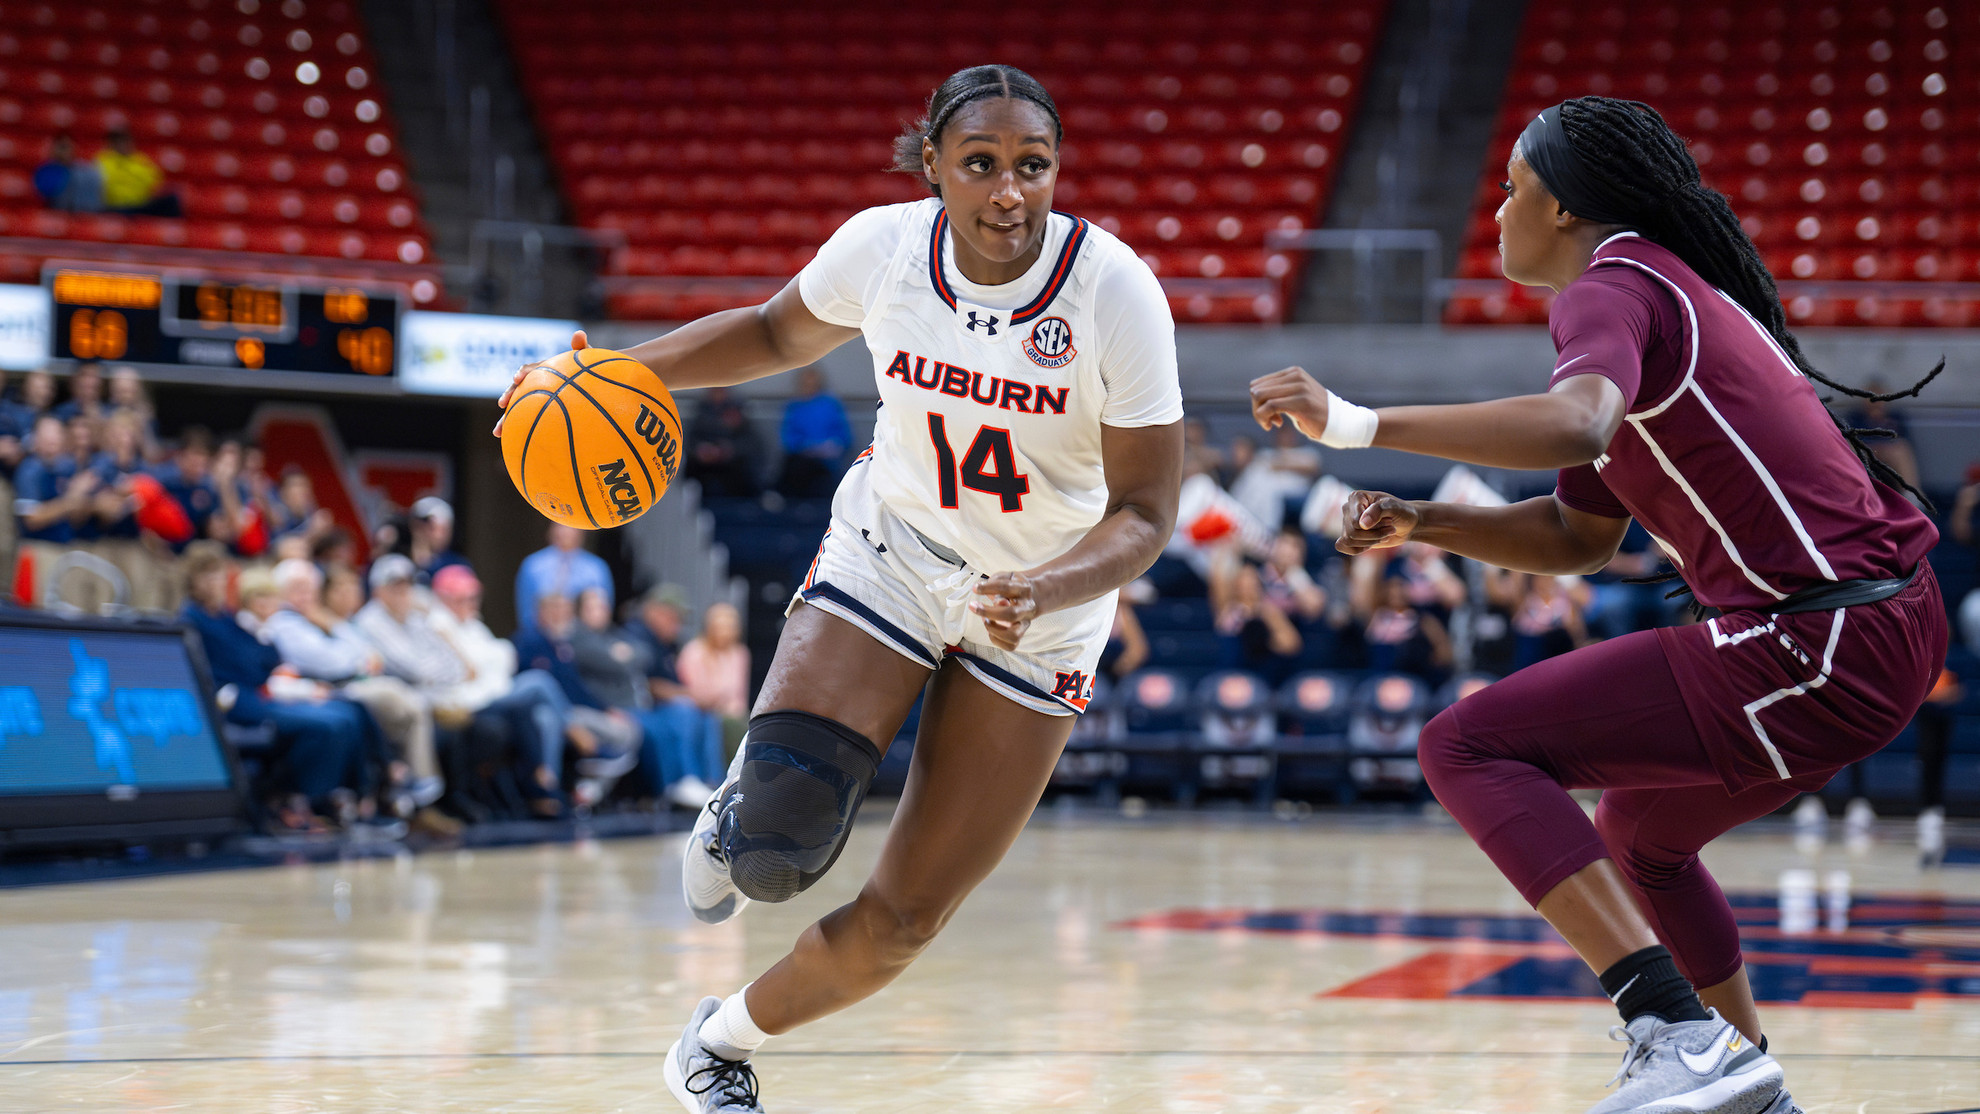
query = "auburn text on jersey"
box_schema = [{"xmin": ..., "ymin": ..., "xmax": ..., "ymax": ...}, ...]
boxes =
[{"xmin": 883, "ymin": 350, "xmax": 1070, "ymax": 415}]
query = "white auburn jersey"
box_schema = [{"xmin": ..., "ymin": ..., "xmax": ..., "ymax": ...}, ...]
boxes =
[{"xmin": 797, "ymin": 197, "xmax": 1183, "ymax": 574}]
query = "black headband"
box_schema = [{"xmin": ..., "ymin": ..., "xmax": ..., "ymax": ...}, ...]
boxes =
[{"xmin": 1516, "ymin": 105, "xmax": 1636, "ymax": 226}]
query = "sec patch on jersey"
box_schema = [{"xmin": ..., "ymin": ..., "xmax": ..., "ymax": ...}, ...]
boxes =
[{"xmin": 1024, "ymin": 316, "xmax": 1076, "ymax": 369}]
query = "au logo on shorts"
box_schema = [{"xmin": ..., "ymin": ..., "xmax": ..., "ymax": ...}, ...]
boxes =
[{"xmin": 1023, "ymin": 316, "xmax": 1076, "ymax": 369}]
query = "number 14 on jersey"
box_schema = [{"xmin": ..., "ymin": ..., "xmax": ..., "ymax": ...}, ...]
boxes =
[{"xmin": 928, "ymin": 413, "xmax": 1031, "ymax": 513}]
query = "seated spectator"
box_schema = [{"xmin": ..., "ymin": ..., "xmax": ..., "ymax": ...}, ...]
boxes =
[
  {"xmin": 154, "ymin": 427, "xmax": 226, "ymax": 550},
  {"xmin": 13, "ymin": 414, "xmax": 90, "ymax": 550},
  {"xmin": 625, "ymin": 583, "xmax": 692, "ymax": 702},
  {"xmin": 19, "ymin": 370, "xmax": 55, "ymax": 421},
  {"xmin": 263, "ymin": 556, "xmax": 451, "ymax": 833},
  {"xmin": 33, "ymin": 132, "xmax": 103, "ymax": 212},
  {"xmin": 513, "ymin": 591, "xmax": 644, "ymax": 805},
  {"xmin": 407, "ymin": 496, "xmax": 471, "ymax": 583},
  {"xmin": 105, "ymin": 366, "xmax": 160, "ymax": 456},
  {"xmin": 1230, "ymin": 423, "xmax": 1322, "ymax": 530},
  {"xmin": 0, "ymin": 369, "xmax": 34, "ymax": 474},
  {"xmin": 777, "ymin": 366, "xmax": 853, "ymax": 498},
  {"xmin": 266, "ymin": 468, "xmax": 334, "ymax": 548},
  {"xmin": 1362, "ymin": 569, "xmax": 1452, "ymax": 684},
  {"xmin": 180, "ymin": 545, "xmax": 377, "ymax": 831},
  {"xmin": 96, "ymin": 127, "xmax": 181, "ymax": 217},
  {"xmin": 1393, "ymin": 542, "xmax": 1468, "ymax": 625},
  {"xmin": 1182, "ymin": 417, "xmax": 1225, "ymax": 485},
  {"xmin": 676, "ymin": 600, "xmax": 752, "ymax": 754},
  {"xmin": 1099, "ymin": 592, "xmax": 1149, "ymax": 680},
  {"xmin": 429, "ymin": 565, "xmax": 580, "ymax": 811},
  {"xmin": 1511, "ymin": 573, "xmax": 1587, "ymax": 670},
  {"xmin": 516, "ymin": 523, "xmax": 613, "ymax": 633},
  {"xmin": 1211, "ymin": 548, "xmax": 1303, "ymax": 685},
  {"xmin": 311, "ymin": 527, "xmax": 360, "ymax": 578},
  {"xmin": 574, "ymin": 587, "xmax": 721, "ymax": 807},
  {"xmin": 52, "ymin": 361, "xmax": 105, "ymax": 425},
  {"xmin": 212, "ymin": 439, "xmax": 260, "ymax": 556},
  {"xmin": 83, "ymin": 411, "xmax": 179, "ymax": 609},
  {"xmin": 1262, "ymin": 529, "xmax": 1326, "ymax": 623},
  {"xmin": 684, "ymin": 387, "xmax": 762, "ymax": 497},
  {"xmin": 235, "ymin": 567, "xmax": 281, "ymax": 637}
]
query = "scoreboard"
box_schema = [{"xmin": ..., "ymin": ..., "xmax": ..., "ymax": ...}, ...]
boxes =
[{"xmin": 44, "ymin": 265, "xmax": 401, "ymax": 384}]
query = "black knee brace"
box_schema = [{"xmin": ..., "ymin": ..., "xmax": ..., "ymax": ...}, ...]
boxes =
[{"xmin": 718, "ymin": 710, "xmax": 882, "ymax": 903}]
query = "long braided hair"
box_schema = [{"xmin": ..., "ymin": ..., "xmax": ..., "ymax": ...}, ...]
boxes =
[{"xmin": 1556, "ymin": 96, "xmax": 1943, "ymax": 512}]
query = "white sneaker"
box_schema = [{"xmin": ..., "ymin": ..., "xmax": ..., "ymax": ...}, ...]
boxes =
[
  {"xmin": 668, "ymin": 776, "xmax": 716, "ymax": 810},
  {"xmin": 1844, "ymin": 797, "xmax": 1876, "ymax": 850},
  {"xmin": 665, "ymin": 996, "xmax": 764, "ymax": 1112},
  {"xmin": 1919, "ymin": 806, "xmax": 1946, "ymax": 866},
  {"xmin": 1586, "ymin": 1010, "xmax": 1782, "ymax": 1114},
  {"xmin": 1791, "ymin": 797, "xmax": 1827, "ymax": 840},
  {"xmin": 683, "ymin": 788, "xmax": 748, "ymax": 924}
]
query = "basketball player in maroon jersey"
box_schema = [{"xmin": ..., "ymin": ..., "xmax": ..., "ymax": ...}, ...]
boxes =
[{"xmin": 1250, "ymin": 97, "xmax": 1945, "ymax": 1114}]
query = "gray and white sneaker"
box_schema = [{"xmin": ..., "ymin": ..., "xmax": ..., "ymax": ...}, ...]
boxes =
[
  {"xmin": 1587, "ymin": 1010, "xmax": 1783, "ymax": 1114},
  {"xmin": 665, "ymin": 996, "xmax": 763, "ymax": 1113},
  {"xmin": 683, "ymin": 789, "xmax": 748, "ymax": 924}
]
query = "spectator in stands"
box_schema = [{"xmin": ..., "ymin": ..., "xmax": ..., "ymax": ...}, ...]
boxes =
[
  {"xmin": 516, "ymin": 523, "xmax": 612, "ymax": 633},
  {"xmin": 105, "ymin": 366, "xmax": 159, "ymax": 457},
  {"xmin": 0, "ymin": 369, "xmax": 33, "ymax": 474},
  {"xmin": 1394, "ymin": 542, "xmax": 1468, "ymax": 625},
  {"xmin": 18, "ymin": 371, "xmax": 55, "ymax": 426},
  {"xmin": 513, "ymin": 591, "xmax": 643, "ymax": 805},
  {"xmin": 684, "ymin": 387, "xmax": 762, "ymax": 497},
  {"xmin": 52, "ymin": 362, "xmax": 104, "ymax": 424},
  {"xmin": 79, "ymin": 410, "xmax": 177, "ymax": 608},
  {"xmin": 155, "ymin": 427, "xmax": 225, "ymax": 549},
  {"xmin": 677, "ymin": 600, "xmax": 751, "ymax": 758},
  {"xmin": 12, "ymin": 414, "xmax": 90, "ymax": 549},
  {"xmin": 776, "ymin": 366, "xmax": 853, "ymax": 498},
  {"xmin": 1231, "ymin": 423, "xmax": 1323, "ymax": 530},
  {"xmin": 625, "ymin": 583, "xmax": 692, "ymax": 701},
  {"xmin": 212, "ymin": 439, "xmax": 259, "ymax": 555},
  {"xmin": 1947, "ymin": 463, "xmax": 1980, "ymax": 649},
  {"xmin": 1182, "ymin": 417, "xmax": 1225, "ymax": 485},
  {"xmin": 1511, "ymin": 573, "xmax": 1587, "ymax": 670},
  {"xmin": 573, "ymin": 587, "xmax": 719, "ymax": 807},
  {"xmin": 267, "ymin": 468, "xmax": 334, "ymax": 549},
  {"xmin": 429, "ymin": 565, "xmax": 578, "ymax": 812},
  {"xmin": 1362, "ymin": 567, "xmax": 1452, "ymax": 684},
  {"xmin": 32, "ymin": 133, "xmax": 102, "ymax": 212},
  {"xmin": 1211, "ymin": 548, "xmax": 1304, "ymax": 685},
  {"xmin": 312, "ymin": 527, "xmax": 360, "ymax": 578},
  {"xmin": 1098, "ymin": 593, "xmax": 1148, "ymax": 680},
  {"xmin": 406, "ymin": 496, "xmax": 471, "ymax": 582},
  {"xmin": 1262, "ymin": 529, "xmax": 1327, "ymax": 624},
  {"xmin": 181, "ymin": 545, "xmax": 375, "ymax": 832},
  {"xmin": 95, "ymin": 127, "xmax": 181, "ymax": 218},
  {"xmin": 263, "ymin": 556, "xmax": 451, "ymax": 833},
  {"xmin": 235, "ymin": 567, "xmax": 281, "ymax": 637}
]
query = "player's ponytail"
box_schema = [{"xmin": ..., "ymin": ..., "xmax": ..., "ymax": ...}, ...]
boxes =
[
  {"xmin": 1548, "ymin": 96, "xmax": 1942, "ymax": 510},
  {"xmin": 892, "ymin": 65, "xmax": 1064, "ymax": 195}
]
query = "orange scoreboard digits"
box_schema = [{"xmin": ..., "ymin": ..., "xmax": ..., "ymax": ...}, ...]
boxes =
[{"xmin": 45, "ymin": 266, "xmax": 401, "ymax": 380}]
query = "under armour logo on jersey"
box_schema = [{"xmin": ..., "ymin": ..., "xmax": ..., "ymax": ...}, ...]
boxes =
[{"xmin": 965, "ymin": 311, "xmax": 1000, "ymax": 336}]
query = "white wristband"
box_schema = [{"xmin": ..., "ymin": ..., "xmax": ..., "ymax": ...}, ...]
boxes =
[{"xmin": 1319, "ymin": 390, "xmax": 1379, "ymax": 449}]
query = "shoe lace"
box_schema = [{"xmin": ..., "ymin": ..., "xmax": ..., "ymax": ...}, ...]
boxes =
[
  {"xmin": 701, "ymin": 798, "xmax": 729, "ymax": 865},
  {"xmin": 1606, "ymin": 1025, "xmax": 1654, "ymax": 1088},
  {"xmin": 686, "ymin": 1053, "xmax": 760, "ymax": 1109}
]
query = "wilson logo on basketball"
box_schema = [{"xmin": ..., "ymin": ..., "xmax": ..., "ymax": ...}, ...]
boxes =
[
  {"xmin": 634, "ymin": 404, "xmax": 680, "ymax": 480},
  {"xmin": 1023, "ymin": 317, "xmax": 1076, "ymax": 369},
  {"xmin": 595, "ymin": 458, "xmax": 643, "ymax": 520}
]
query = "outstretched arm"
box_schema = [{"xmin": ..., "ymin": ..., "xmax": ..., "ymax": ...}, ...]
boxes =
[
  {"xmin": 1248, "ymin": 367, "xmax": 1628, "ymax": 471},
  {"xmin": 1339, "ymin": 490, "xmax": 1631, "ymax": 577},
  {"xmin": 496, "ymin": 279, "xmax": 858, "ymax": 432},
  {"xmin": 969, "ymin": 421, "xmax": 1185, "ymax": 652}
]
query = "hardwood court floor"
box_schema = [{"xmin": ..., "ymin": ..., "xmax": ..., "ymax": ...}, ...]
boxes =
[{"xmin": 0, "ymin": 809, "xmax": 1975, "ymax": 1113}]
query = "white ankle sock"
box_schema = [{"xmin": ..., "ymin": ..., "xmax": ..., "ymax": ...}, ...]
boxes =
[{"xmin": 698, "ymin": 986, "xmax": 769, "ymax": 1058}]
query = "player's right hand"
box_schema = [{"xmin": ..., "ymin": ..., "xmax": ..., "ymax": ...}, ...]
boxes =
[
  {"xmin": 494, "ymin": 329, "xmax": 588, "ymax": 436},
  {"xmin": 1337, "ymin": 490, "xmax": 1419, "ymax": 555}
]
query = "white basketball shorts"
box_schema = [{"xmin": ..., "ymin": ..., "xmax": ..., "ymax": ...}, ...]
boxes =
[{"xmin": 789, "ymin": 455, "xmax": 1112, "ymax": 716}]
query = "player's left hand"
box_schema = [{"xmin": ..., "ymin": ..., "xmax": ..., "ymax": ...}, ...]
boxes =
[
  {"xmin": 970, "ymin": 572, "xmax": 1040, "ymax": 652},
  {"xmin": 1248, "ymin": 366, "xmax": 1330, "ymax": 440}
]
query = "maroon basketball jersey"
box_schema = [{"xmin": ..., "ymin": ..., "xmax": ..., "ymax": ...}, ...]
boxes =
[{"xmin": 1551, "ymin": 233, "xmax": 1937, "ymax": 613}]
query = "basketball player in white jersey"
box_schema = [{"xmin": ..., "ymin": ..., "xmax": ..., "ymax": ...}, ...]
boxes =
[{"xmin": 497, "ymin": 64, "xmax": 1182, "ymax": 1113}]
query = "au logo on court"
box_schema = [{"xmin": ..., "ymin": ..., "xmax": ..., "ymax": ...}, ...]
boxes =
[{"xmin": 1023, "ymin": 316, "xmax": 1076, "ymax": 369}]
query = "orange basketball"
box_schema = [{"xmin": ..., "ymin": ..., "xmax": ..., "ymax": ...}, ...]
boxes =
[{"xmin": 500, "ymin": 347, "xmax": 683, "ymax": 529}]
